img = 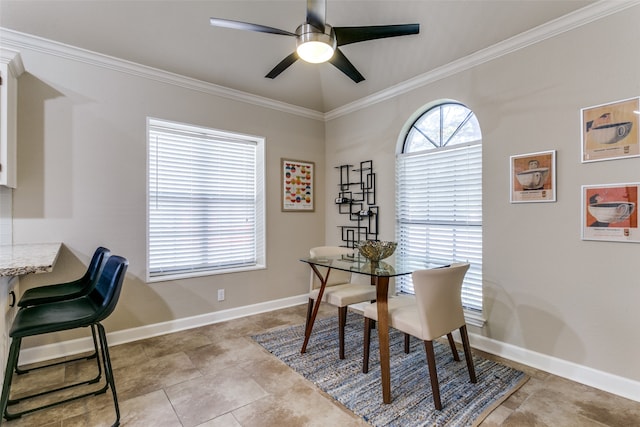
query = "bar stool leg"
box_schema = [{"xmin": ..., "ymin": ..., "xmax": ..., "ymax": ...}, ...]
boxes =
[
  {"xmin": 1, "ymin": 337, "xmax": 22, "ymax": 421},
  {"xmin": 97, "ymin": 323, "xmax": 120, "ymax": 426},
  {"xmin": 15, "ymin": 325, "xmax": 101, "ymax": 376}
]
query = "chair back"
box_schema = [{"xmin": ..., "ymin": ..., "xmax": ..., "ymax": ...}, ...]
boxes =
[
  {"xmin": 88, "ymin": 255, "xmax": 128, "ymax": 322},
  {"xmin": 309, "ymin": 246, "xmax": 354, "ymax": 290},
  {"xmin": 412, "ymin": 263, "xmax": 470, "ymax": 340},
  {"xmin": 82, "ymin": 246, "xmax": 111, "ymax": 284}
]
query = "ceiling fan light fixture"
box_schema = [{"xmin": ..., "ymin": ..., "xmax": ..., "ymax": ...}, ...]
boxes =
[
  {"xmin": 297, "ymin": 41, "xmax": 334, "ymax": 63},
  {"xmin": 296, "ymin": 23, "xmax": 336, "ymax": 63}
]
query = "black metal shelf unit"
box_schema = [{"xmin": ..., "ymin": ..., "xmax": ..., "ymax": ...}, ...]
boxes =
[{"xmin": 334, "ymin": 160, "xmax": 378, "ymax": 248}]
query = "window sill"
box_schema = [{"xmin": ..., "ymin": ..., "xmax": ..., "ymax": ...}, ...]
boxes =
[{"xmin": 147, "ymin": 263, "xmax": 266, "ymax": 283}]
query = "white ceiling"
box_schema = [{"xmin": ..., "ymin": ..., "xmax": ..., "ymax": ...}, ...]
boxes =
[{"xmin": 1, "ymin": 0, "xmax": 598, "ymax": 113}]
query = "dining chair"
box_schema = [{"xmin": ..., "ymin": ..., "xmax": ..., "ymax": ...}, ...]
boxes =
[
  {"xmin": 15, "ymin": 246, "xmax": 111, "ymax": 375},
  {"xmin": 362, "ymin": 262, "xmax": 476, "ymax": 410},
  {"xmin": 307, "ymin": 246, "xmax": 377, "ymax": 359},
  {"xmin": 1, "ymin": 255, "xmax": 128, "ymax": 426}
]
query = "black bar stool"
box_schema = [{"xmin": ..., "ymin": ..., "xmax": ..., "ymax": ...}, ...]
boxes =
[
  {"xmin": 14, "ymin": 246, "xmax": 111, "ymax": 376},
  {"xmin": 1, "ymin": 255, "xmax": 128, "ymax": 426}
]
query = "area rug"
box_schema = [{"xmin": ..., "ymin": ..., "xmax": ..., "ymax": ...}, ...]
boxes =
[{"xmin": 252, "ymin": 311, "xmax": 528, "ymax": 427}]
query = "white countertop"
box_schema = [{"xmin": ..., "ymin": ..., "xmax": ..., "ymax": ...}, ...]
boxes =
[{"xmin": 0, "ymin": 243, "xmax": 62, "ymax": 277}]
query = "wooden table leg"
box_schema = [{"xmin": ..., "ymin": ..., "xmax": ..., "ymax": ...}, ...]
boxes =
[
  {"xmin": 375, "ymin": 275, "xmax": 392, "ymax": 403},
  {"xmin": 301, "ymin": 264, "xmax": 330, "ymax": 354}
]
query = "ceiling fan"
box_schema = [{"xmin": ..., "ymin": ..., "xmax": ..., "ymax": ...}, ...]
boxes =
[{"xmin": 209, "ymin": 0, "xmax": 419, "ymax": 83}]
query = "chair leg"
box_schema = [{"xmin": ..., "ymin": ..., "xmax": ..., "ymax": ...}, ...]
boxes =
[
  {"xmin": 16, "ymin": 324, "xmax": 100, "ymax": 375},
  {"xmin": 338, "ymin": 306, "xmax": 347, "ymax": 359},
  {"xmin": 363, "ymin": 317, "xmax": 372, "ymax": 373},
  {"xmin": 7, "ymin": 327, "xmax": 105, "ymax": 406},
  {"xmin": 1, "ymin": 337, "xmax": 22, "ymax": 421},
  {"xmin": 305, "ymin": 298, "xmax": 314, "ymax": 329},
  {"xmin": 96, "ymin": 323, "xmax": 120, "ymax": 426},
  {"xmin": 446, "ymin": 333, "xmax": 460, "ymax": 361},
  {"xmin": 424, "ymin": 340, "xmax": 442, "ymax": 410},
  {"xmin": 404, "ymin": 333, "xmax": 410, "ymax": 354},
  {"xmin": 2, "ymin": 324, "xmax": 118, "ymax": 422},
  {"xmin": 459, "ymin": 325, "xmax": 477, "ymax": 383}
]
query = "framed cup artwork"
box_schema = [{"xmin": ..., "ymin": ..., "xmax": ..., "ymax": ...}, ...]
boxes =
[
  {"xmin": 281, "ymin": 158, "xmax": 315, "ymax": 212},
  {"xmin": 582, "ymin": 182, "xmax": 639, "ymax": 243},
  {"xmin": 510, "ymin": 150, "xmax": 556, "ymax": 203},
  {"xmin": 581, "ymin": 97, "xmax": 640, "ymax": 163}
]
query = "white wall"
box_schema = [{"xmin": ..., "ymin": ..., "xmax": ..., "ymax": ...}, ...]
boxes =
[
  {"xmin": 325, "ymin": 6, "xmax": 640, "ymax": 388},
  {"xmin": 11, "ymin": 42, "xmax": 326, "ymax": 345}
]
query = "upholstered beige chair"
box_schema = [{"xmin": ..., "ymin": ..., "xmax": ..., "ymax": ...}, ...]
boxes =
[
  {"xmin": 362, "ymin": 262, "xmax": 476, "ymax": 410},
  {"xmin": 307, "ymin": 246, "xmax": 378, "ymax": 359}
]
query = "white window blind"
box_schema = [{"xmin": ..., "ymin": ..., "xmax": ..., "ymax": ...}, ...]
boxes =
[
  {"xmin": 396, "ymin": 102, "xmax": 483, "ymax": 315},
  {"xmin": 147, "ymin": 118, "xmax": 265, "ymax": 281},
  {"xmin": 396, "ymin": 143, "xmax": 483, "ymax": 311}
]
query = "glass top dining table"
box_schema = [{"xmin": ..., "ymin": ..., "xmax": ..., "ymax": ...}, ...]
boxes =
[
  {"xmin": 299, "ymin": 254, "xmax": 415, "ymax": 404},
  {"xmin": 301, "ymin": 254, "xmax": 414, "ymax": 277}
]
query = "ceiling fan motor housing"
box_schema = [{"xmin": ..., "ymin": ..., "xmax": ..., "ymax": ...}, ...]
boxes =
[{"xmin": 296, "ymin": 23, "xmax": 337, "ymax": 63}]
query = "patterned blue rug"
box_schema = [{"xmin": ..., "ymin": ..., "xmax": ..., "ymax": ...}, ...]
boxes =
[{"xmin": 253, "ymin": 311, "xmax": 527, "ymax": 427}]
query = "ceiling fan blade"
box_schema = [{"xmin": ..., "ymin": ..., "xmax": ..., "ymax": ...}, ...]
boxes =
[
  {"xmin": 265, "ymin": 52, "xmax": 300, "ymax": 79},
  {"xmin": 209, "ymin": 17, "xmax": 296, "ymax": 36},
  {"xmin": 306, "ymin": 0, "xmax": 326, "ymax": 31},
  {"xmin": 329, "ymin": 48, "xmax": 365, "ymax": 83},
  {"xmin": 334, "ymin": 24, "xmax": 419, "ymax": 46}
]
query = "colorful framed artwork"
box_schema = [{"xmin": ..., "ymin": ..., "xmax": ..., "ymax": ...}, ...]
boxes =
[
  {"xmin": 581, "ymin": 97, "xmax": 640, "ymax": 163},
  {"xmin": 510, "ymin": 150, "xmax": 556, "ymax": 203},
  {"xmin": 281, "ymin": 158, "xmax": 315, "ymax": 212},
  {"xmin": 582, "ymin": 182, "xmax": 639, "ymax": 243}
]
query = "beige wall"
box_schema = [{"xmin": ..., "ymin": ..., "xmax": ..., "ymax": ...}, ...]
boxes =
[
  {"xmin": 6, "ymin": 5, "xmax": 640, "ymax": 392},
  {"xmin": 325, "ymin": 7, "xmax": 640, "ymax": 383},
  {"xmin": 13, "ymin": 47, "xmax": 326, "ymax": 345}
]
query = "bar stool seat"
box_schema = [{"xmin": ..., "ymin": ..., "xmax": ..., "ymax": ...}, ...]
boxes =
[
  {"xmin": 12, "ymin": 298, "xmax": 100, "ymax": 336},
  {"xmin": 18, "ymin": 246, "xmax": 110, "ymax": 307}
]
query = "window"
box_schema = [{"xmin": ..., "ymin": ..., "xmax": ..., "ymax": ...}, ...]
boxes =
[
  {"xmin": 147, "ymin": 118, "xmax": 265, "ymax": 281},
  {"xmin": 396, "ymin": 102, "xmax": 483, "ymax": 322}
]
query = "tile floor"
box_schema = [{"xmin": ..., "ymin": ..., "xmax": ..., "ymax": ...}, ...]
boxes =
[{"xmin": 3, "ymin": 303, "xmax": 640, "ymax": 426}]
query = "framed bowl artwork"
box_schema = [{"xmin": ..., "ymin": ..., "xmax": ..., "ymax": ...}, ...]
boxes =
[
  {"xmin": 582, "ymin": 182, "xmax": 639, "ymax": 243},
  {"xmin": 510, "ymin": 150, "xmax": 556, "ymax": 203},
  {"xmin": 581, "ymin": 97, "xmax": 640, "ymax": 163}
]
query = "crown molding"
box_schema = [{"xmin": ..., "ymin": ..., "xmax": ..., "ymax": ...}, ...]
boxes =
[
  {"xmin": 324, "ymin": 0, "xmax": 640, "ymax": 121},
  {"xmin": 1, "ymin": 0, "xmax": 638, "ymax": 122},
  {"xmin": 0, "ymin": 28, "xmax": 324, "ymax": 121},
  {"xmin": 0, "ymin": 47, "xmax": 25, "ymax": 76}
]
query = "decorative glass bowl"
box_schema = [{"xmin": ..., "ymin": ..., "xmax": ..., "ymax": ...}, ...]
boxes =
[{"xmin": 357, "ymin": 240, "xmax": 397, "ymax": 262}]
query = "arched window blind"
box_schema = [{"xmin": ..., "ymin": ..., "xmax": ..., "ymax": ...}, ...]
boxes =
[
  {"xmin": 396, "ymin": 102, "xmax": 483, "ymax": 319},
  {"xmin": 147, "ymin": 118, "xmax": 265, "ymax": 281}
]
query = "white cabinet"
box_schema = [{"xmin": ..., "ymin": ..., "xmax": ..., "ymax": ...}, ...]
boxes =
[{"xmin": 0, "ymin": 49, "xmax": 24, "ymax": 188}]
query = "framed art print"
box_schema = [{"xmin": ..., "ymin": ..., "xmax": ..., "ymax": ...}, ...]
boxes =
[
  {"xmin": 582, "ymin": 182, "xmax": 639, "ymax": 243},
  {"xmin": 510, "ymin": 150, "xmax": 556, "ymax": 203},
  {"xmin": 581, "ymin": 97, "xmax": 640, "ymax": 163},
  {"xmin": 281, "ymin": 158, "xmax": 314, "ymax": 212}
]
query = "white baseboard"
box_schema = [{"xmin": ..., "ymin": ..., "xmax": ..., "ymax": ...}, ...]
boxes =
[
  {"xmin": 468, "ymin": 332, "xmax": 640, "ymax": 403},
  {"xmin": 18, "ymin": 296, "xmax": 639, "ymax": 403}
]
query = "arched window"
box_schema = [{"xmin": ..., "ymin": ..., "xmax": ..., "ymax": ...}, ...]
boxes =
[{"xmin": 396, "ymin": 102, "xmax": 483, "ymax": 318}]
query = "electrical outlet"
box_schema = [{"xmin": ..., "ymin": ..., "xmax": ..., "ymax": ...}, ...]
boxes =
[{"xmin": 217, "ymin": 289, "xmax": 225, "ymax": 301}]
